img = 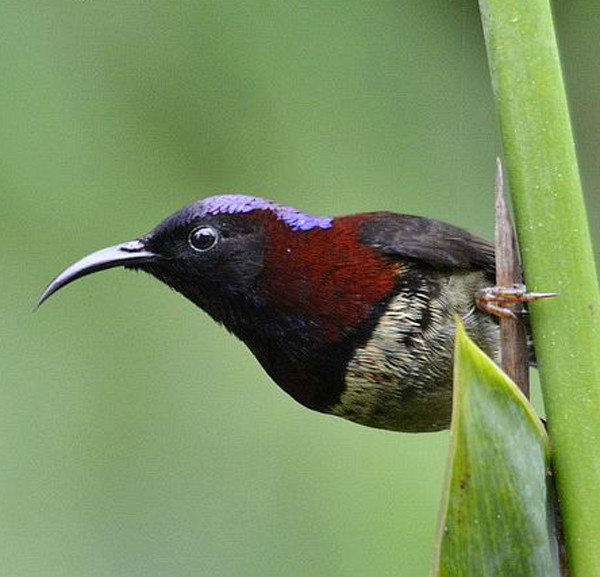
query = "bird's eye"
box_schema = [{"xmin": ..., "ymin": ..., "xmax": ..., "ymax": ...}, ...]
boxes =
[{"xmin": 188, "ymin": 226, "xmax": 219, "ymax": 252}]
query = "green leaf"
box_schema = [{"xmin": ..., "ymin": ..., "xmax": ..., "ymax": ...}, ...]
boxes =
[{"xmin": 430, "ymin": 322, "xmax": 559, "ymax": 577}]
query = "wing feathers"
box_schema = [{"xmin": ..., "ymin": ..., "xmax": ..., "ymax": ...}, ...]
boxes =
[{"xmin": 359, "ymin": 213, "xmax": 495, "ymax": 274}]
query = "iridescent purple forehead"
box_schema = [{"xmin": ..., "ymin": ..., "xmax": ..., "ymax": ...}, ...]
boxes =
[{"xmin": 195, "ymin": 194, "xmax": 333, "ymax": 231}]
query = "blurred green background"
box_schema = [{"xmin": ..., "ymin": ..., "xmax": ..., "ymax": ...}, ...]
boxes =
[{"xmin": 1, "ymin": 2, "xmax": 598, "ymax": 576}]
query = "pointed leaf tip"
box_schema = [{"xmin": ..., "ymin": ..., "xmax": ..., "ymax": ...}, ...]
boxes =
[{"xmin": 431, "ymin": 321, "xmax": 558, "ymax": 577}]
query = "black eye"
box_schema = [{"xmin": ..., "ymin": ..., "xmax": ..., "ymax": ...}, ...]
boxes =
[{"xmin": 188, "ymin": 226, "xmax": 219, "ymax": 252}]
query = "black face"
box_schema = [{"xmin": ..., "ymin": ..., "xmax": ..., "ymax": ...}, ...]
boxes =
[
  {"xmin": 37, "ymin": 206, "xmax": 266, "ymax": 318},
  {"xmin": 139, "ymin": 211, "xmax": 266, "ymax": 312}
]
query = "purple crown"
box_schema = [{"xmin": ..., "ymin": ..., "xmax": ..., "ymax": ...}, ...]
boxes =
[{"xmin": 198, "ymin": 195, "xmax": 333, "ymax": 231}]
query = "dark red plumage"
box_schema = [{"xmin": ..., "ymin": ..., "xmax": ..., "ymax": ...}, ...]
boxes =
[{"xmin": 259, "ymin": 214, "xmax": 398, "ymax": 340}]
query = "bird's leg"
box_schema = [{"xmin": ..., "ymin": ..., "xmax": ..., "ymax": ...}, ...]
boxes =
[{"xmin": 475, "ymin": 283, "xmax": 558, "ymax": 319}]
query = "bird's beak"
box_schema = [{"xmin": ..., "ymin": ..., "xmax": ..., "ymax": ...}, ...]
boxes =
[{"xmin": 37, "ymin": 239, "xmax": 159, "ymax": 309}]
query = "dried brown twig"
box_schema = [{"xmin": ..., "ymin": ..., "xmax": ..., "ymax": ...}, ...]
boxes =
[{"xmin": 494, "ymin": 158, "xmax": 530, "ymax": 398}]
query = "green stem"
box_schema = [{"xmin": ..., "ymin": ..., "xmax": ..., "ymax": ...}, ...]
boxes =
[{"xmin": 477, "ymin": 1, "xmax": 600, "ymax": 575}]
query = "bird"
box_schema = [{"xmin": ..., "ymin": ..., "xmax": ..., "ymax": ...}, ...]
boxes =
[{"xmin": 38, "ymin": 195, "xmax": 550, "ymax": 433}]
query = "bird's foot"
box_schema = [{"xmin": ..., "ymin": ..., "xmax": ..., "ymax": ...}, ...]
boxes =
[{"xmin": 475, "ymin": 283, "xmax": 558, "ymax": 319}]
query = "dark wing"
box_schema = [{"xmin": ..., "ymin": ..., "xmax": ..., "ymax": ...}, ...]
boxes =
[{"xmin": 359, "ymin": 212, "xmax": 495, "ymax": 276}]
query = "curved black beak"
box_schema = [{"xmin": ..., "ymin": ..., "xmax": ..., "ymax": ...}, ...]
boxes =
[{"xmin": 37, "ymin": 240, "xmax": 159, "ymax": 309}]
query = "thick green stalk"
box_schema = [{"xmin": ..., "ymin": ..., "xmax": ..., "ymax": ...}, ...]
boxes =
[{"xmin": 477, "ymin": 1, "xmax": 600, "ymax": 575}]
